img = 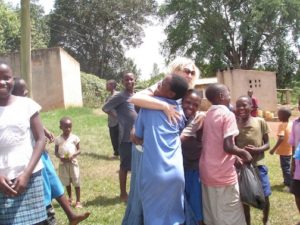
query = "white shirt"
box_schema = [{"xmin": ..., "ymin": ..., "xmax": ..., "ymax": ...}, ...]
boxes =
[{"xmin": 0, "ymin": 96, "xmax": 43, "ymax": 179}]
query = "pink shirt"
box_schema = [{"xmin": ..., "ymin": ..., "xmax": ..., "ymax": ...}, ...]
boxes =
[
  {"xmin": 199, "ymin": 105, "xmax": 239, "ymax": 186},
  {"xmin": 288, "ymin": 118, "xmax": 300, "ymax": 180}
]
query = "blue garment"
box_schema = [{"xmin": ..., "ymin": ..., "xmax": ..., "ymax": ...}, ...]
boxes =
[
  {"xmin": 135, "ymin": 97, "xmax": 185, "ymax": 225},
  {"xmin": 280, "ymin": 155, "xmax": 292, "ymax": 186},
  {"xmin": 257, "ymin": 165, "xmax": 271, "ymax": 197},
  {"xmin": 184, "ymin": 170, "xmax": 203, "ymax": 221},
  {"xmin": 42, "ymin": 151, "xmax": 65, "ymax": 206},
  {"xmin": 122, "ymin": 145, "xmax": 143, "ymax": 225}
]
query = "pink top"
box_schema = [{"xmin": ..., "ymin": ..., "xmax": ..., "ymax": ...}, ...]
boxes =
[
  {"xmin": 199, "ymin": 105, "xmax": 239, "ymax": 186},
  {"xmin": 288, "ymin": 118, "xmax": 300, "ymax": 180}
]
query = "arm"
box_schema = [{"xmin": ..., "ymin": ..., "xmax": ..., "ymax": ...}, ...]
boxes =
[
  {"xmin": 291, "ymin": 146, "xmax": 295, "ymax": 178},
  {"xmin": 245, "ymin": 133, "xmax": 270, "ymax": 154},
  {"xmin": 70, "ymin": 143, "xmax": 81, "ymax": 160},
  {"xmin": 224, "ymin": 135, "xmax": 252, "ymax": 162},
  {"xmin": 269, "ymin": 135, "xmax": 284, "ymax": 154},
  {"xmin": 44, "ymin": 126, "xmax": 54, "ymax": 143},
  {"xmin": 13, "ymin": 112, "xmax": 46, "ymax": 195}
]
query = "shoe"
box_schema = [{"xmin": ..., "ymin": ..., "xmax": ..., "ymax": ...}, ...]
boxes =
[{"xmin": 75, "ymin": 202, "xmax": 83, "ymax": 208}]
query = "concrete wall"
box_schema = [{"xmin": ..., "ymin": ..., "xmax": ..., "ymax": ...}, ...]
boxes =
[
  {"xmin": 0, "ymin": 47, "xmax": 83, "ymax": 111},
  {"xmin": 217, "ymin": 69, "xmax": 277, "ymax": 112}
]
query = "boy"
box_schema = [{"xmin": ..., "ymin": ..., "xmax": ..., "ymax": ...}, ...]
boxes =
[
  {"xmin": 235, "ymin": 96, "xmax": 271, "ymax": 225},
  {"xmin": 134, "ymin": 73, "xmax": 189, "ymax": 225},
  {"xmin": 55, "ymin": 117, "xmax": 82, "ymax": 208},
  {"xmin": 103, "ymin": 79, "xmax": 119, "ymax": 157},
  {"xmin": 102, "ymin": 72, "xmax": 137, "ymax": 202},
  {"xmin": 270, "ymin": 107, "xmax": 292, "ymax": 190},
  {"xmin": 200, "ymin": 84, "xmax": 252, "ymax": 225}
]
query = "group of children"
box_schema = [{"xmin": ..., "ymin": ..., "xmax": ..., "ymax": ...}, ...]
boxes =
[{"xmin": 0, "ymin": 63, "xmax": 89, "ymax": 225}]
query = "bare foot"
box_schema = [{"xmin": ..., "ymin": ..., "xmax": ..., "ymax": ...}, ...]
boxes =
[{"xmin": 69, "ymin": 212, "xmax": 90, "ymax": 225}]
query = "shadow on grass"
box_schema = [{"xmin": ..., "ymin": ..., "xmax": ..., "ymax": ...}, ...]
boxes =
[
  {"xmin": 271, "ymin": 183, "xmax": 286, "ymax": 192},
  {"xmin": 85, "ymin": 195, "xmax": 121, "ymax": 206},
  {"xmin": 81, "ymin": 152, "xmax": 119, "ymax": 161}
]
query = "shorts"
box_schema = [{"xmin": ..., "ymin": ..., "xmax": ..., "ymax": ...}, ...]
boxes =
[
  {"xmin": 202, "ymin": 183, "xmax": 246, "ymax": 225},
  {"xmin": 290, "ymin": 179, "xmax": 300, "ymax": 197},
  {"xmin": 184, "ymin": 169, "xmax": 203, "ymax": 221},
  {"xmin": 257, "ymin": 165, "xmax": 271, "ymax": 197},
  {"xmin": 0, "ymin": 171, "xmax": 47, "ymax": 225},
  {"xmin": 58, "ymin": 161, "xmax": 80, "ymax": 187},
  {"xmin": 119, "ymin": 142, "xmax": 132, "ymax": 171}
]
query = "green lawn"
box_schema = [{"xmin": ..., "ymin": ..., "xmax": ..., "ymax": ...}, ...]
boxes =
[{"xmin": 41, "ymin": 107, "xmax": 299, "ymax": 225}]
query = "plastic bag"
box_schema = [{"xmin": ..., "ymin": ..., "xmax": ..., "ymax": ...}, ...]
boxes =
[{"xmin": 238, "ymin": 163, "xmax": 266, "ymax": 210}]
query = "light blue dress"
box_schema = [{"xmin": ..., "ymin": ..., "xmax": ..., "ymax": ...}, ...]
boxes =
[{"xmin": 135, "ymin": 97, "xmax": 185, "ymax": 225}]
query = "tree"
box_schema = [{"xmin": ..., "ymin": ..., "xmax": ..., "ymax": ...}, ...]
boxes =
[
  {"xmin": 48, "ymin": 0, "xmax": 157, "ymax": 80},
  {"xmin": 160, "ymin": 0, "xmax": 300, "ymax": 76},
  {"xmin": 150, "ymin": 62, "xmax": 160, "ymax": 77}
]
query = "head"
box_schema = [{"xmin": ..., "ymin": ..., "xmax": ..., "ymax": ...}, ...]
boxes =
[
  {"xmin": 122, "ymin": 72, "xmax": 135, "ymax": 92},
  {"xmin": 106, "ymin": 79, "xmax": 117, "ymax": 92},
  {"xmin": 59, "ymin": 117, "xmax": 72, "ymax": 137},
  {"xmin": 235, "ymin": 96, "xmax": 252, "ymax": 120},
  {"xmin": 12, "ymin": 77, "xmax": 29, "ymax": 97},
  {"xmin": 154, "ymin": 74, "xmax": 189, "ymax": 100},
  {"xmin": 167, "ymin": 57, "xmax": 200, "ymax": 88},
  {"xmin": 205, "ymin": 83, "xmax": 231, "ymax": 106},
  {"xmin": 182, "ymin": 89, "xmax": 202, "ymax": 119},
  {"xmin": 0, "ymin": 63, "xmax": 14, "ymax": 100},
  {"xmin": 278, "ymin": 107, "xmax": 291, "ymax": 122},
  {"xmin": 247, "ymin": 89, "xmax": 253, "ymax": 97}
]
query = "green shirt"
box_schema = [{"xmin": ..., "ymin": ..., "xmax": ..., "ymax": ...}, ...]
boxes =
[{"xmin": 236, "ymin": 117, "xmax": 269, "ymax": 166}]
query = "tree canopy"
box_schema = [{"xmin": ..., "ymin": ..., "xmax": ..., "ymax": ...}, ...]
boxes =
[
  {"xmin": 48, "ymin": 0, "xmax": 157, "ymax": 80},
  {"xmin": 160, "ymin": 0, "xmax": 300, "ymax": 84}
]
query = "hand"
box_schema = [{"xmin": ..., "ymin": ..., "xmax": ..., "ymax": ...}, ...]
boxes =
[
  {"xmin": 191, "ymin": 113, "xmax": 205, "ymax": 133},
  {"xmin": 44, "ymin": 129, "xmax": 54, "ymax": 143},
  {"xmin": 130, "ymin": 128, "xmax": 143, "ymax": 145},
  {"xmin": 269, "ymin": 149, "xmax": 275, "ymax": 155},
  {"xmin": 234, "ymin": 157, "xmax": 244, "ymax": 169},
  {"xmin": 239, "ymin": 150, "xmax": 252, "ymax": 163},
  {"xmin": 11, "ymin": 172, "xmax": 30, "ymax": 195},
  {"xmin": 245, "ymin": 145, "xmax": 259, "ymax": 154},
  {"xmin": 0, "ymin": 175, "xmax": 17, "ymax": 197},
  {"xmin": 163, "ymin": 103, "xmax": 180, "ymax": 124}
]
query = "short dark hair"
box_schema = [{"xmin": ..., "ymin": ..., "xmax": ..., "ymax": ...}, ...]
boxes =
[
  {"xmin": 183, "ymin": 89, "xmax": 203, "ymax": 101},
  {"xmin": 169, "ymin": 74, "xmax": 189, "ymax": 100},
  {"xmin": 278, "ymin": 107, "xmax": 291, "ymax": 119},
  {"xmin": 205, "ymin": 83, "xmax": 227, "ymax": 104},
  {"xmin": 60, "ymin": 116, "xmax": 72, "ymax": 126},
  {"xmin": 237, "ymin": 95, "xmax": 252, "ymax": 106}
]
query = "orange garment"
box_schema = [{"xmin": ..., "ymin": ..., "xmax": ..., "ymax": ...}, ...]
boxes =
[{"xmin": 275, "ymin": 121, "xmax": 292, "ymax": 156}]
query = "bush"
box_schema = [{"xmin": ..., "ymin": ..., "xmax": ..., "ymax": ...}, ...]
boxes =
[{"xmin": 81, "ymin": 72, "xmax": 107, "ymax": 108}]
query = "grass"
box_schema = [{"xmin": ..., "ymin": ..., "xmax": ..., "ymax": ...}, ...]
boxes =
[{"xmin": 41, "ymin": 107, "xmax": 299, "ymax": 225}]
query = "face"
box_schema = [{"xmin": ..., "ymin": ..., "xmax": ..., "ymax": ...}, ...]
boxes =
[
  {"xmin": 174, "ymin": 63, "xmax": 195, "ymax": 87},
  {"xmin": 153, "ymin": 75, "xmax": 174, "ymax": 98},
  {"xmin": 122, "ymin": 73, "xmax": 135, "ymax": 91},
  {"xmin": 0, "ymin": 64, "xmax": 14, "ymax": 99},
  {"xmin": 236, "ymin": 97, "xmax": 251, "ymax": 119},
  {"xmin": 60, "ymin": 119, "xmax": 72, "ymax": 136},
  {"xmin": 14, "ymin": 80, "xmax": 29, "ymax": 97},
  {"xmin": 182, "ymin": 92, "xmax": 201, "ymax": 119},
  {"xmin": 220, "ymin": 87, "xmax": 231, "ymax": 107},
  {"xmin": 248, "ymin": 90, "xmax": 253, "ymax": 97},
  {"xmin": 106, "ymin": 81, "xmax": 114, "ymax": 92},
  {"xmin": 278, "ymin": 110, "xmax": 286, "ymax": 122}
]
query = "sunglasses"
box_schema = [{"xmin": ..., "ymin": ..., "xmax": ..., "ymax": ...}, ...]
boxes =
[{"xmin": 183, "ymin": 68, "xmax": 195, "ymax": 76}]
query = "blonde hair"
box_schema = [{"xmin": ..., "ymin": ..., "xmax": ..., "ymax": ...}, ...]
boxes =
[{"xmin": 167, "ymin": 57, "xmax": 200, "ymax": 87}]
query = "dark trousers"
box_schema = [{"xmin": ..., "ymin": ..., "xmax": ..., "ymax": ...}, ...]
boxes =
[
  {"xmin": 280, "ymin": 155, "xmax": 292, "ymax": 186},
  {"xmin": 109, "ymin": 125, "xmax": 119, "ymax": 156}
]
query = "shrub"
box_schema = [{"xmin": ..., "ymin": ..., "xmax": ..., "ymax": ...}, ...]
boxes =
[{"xmin": 81, "ymin": 72, "xmax": 107, "ymax": 108}]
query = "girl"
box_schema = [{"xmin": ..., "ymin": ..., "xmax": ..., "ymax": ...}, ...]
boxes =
[
  {"xmin": 0, "ymin": 63, "xmax": 47, "ymax": 224},
  {"xmin": 180, "ymin": 89, "xmax": 205, "ymax": 225}
]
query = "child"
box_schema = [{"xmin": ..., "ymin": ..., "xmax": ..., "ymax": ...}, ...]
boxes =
[
  {"xmin": 200, "ymin": 84, "xmax": 252, "ymax": 225},
  {"xmin": 0, "ymin": 63, "xmax": 47, "ymax": 224},
  {"xmin": 180, "ymin": 89, "xmax": 205, "ymax": 225},
  {"xmin": 235, "ymin": 96, "xmax": 271, "ymax": 225},
  {"xmin": 55, "ymin": 117, "xmax": 82, "ymax": 208},
  {"xmin": 102, "ymin": 72, "xmax": 137, "ymax": 202},
  {"xmin": 12, "ymin": 77, "xmax": 90, "ymax": 225},
  {"xmin": 134, "ymin": 74, "xmax": 189, "ymax": 225},
  {"xmin": 104, "ymin": 79, "xmax": 119, "ymax": 157},
  {"xmin": 270, "ymin": 107, "xmax": 292, "ymax": 190},
  {"xmin": 289, "ymin": 97, "xmax": 300, "ymax": 220}
]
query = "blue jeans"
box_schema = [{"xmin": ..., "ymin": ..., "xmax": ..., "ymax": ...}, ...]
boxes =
[{"xmin": 280, "ymin": 155, "xmax": 292, "ymax": 186}]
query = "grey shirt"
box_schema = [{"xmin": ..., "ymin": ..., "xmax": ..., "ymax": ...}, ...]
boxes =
[
  {"xmin": 102, "ymin": 91, "xmax": 137, "ymax": 142},
  {"xmin": 104, "ymin": 93, "xmax": 119, "ymax": 127}
]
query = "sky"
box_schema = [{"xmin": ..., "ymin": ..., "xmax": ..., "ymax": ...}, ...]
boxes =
[{"xmin": 6, "ymin": 0, "xmax": 166, "ymax": 80}]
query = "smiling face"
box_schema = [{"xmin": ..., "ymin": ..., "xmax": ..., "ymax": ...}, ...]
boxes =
[
  {"xmin": 0, "ymin": 64, "xmax": 13, "ymax": 100},
  {"xmin": 174, "ymin": 63, "xmax": 196, "ymax": 87},
  {"xmin": 122, "ymin": 73, "xmax": 135, "ymax": 92},
  {"xmin": 236, "ymin": 96, "xmax": 252, "ymax": 120},
  {"xmin": 60, "ymin": 119, "xmax": 72, "ymax": 137},
  {"xmin": 182, "ymin": 91, "xmax": 202, "ymax": 119}
]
